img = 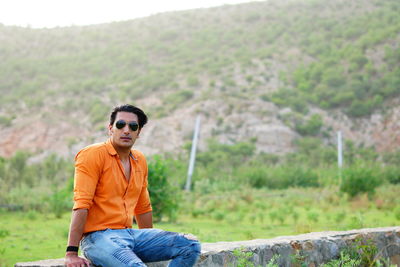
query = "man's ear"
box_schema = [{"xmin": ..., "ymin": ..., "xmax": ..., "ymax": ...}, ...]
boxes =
[
  {"xmin": 108, "ymin": 124, "xmax": 113, "ymax": 136},
  {"xmin": 137, "ymin": 129, "xmax": 141, "ymax": 138}
]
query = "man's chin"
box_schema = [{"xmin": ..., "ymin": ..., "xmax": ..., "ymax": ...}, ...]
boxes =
[{"xmin": 117, "ymin": 141, "xmax": 134, "ymax": 148}]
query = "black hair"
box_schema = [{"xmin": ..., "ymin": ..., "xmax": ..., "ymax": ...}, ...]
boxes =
[{"xmin": 109, "ymin": 104, "xmax": 148, "ymax": 129}]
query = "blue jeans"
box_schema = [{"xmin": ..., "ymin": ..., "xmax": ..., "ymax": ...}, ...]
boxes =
[{"xmin": 80, "ymin": 228, "xmax": 201, "ymax": 267}]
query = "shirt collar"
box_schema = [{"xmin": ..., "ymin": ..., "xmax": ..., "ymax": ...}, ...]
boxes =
[
  {"xmin": 105, "ymin": 139, "xmax": 117, "ymax": 156},
  {"xmin": 106, "ymin": 139, "xmax": 137, "ymax": 161}
]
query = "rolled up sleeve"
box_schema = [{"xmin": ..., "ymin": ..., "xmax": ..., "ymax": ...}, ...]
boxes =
[{"xmin": 73, "ymin": 149, "xmax": 102, "ymax": 210}]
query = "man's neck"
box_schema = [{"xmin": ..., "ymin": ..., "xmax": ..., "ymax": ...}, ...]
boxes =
[
  {"xmin": 111, "ymin": 141, "xmax": 132, "ymax": 161},
  {"xmin": 117, "ymin": 149, "xmax": 131, "ymax": 161}
]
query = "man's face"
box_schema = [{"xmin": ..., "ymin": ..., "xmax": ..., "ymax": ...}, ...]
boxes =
[{"xmin": 109, "ymin": 111, "xmax": 141, "ymax": 150}]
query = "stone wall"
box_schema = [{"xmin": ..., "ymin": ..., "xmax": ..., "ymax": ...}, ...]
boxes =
[{"xmin": 15, "ymin": 226, "xmax": 400, "ymax": 267}]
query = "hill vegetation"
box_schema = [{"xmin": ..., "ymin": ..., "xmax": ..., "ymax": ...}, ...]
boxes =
[{"xmin": 0, "ymin": 0, "xmax": 399, "ymax": 134}]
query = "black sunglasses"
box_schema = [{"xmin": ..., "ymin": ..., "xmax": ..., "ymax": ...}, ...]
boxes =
[{"xmin": 115, "ymin": 120, "xmax": 139, "ymax": 131}]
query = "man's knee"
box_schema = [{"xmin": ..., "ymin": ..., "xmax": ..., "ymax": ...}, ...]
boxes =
[
  {"xmin": 183, "ymin": 233, "xmax": 198, "ymax": 241},
  {"xmin": 180, "ymin": 234, "xmax": 201, "ymax": 255}
]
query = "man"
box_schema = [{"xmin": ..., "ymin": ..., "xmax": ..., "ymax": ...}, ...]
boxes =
[{"xmin": 65, "ymin": 104, "xmax": 200, "ymax": 267}]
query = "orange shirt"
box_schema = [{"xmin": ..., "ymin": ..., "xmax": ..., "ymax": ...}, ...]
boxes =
[{"xmin": 73, "ymin": 139, "xmax": 152, "ymax": 234}]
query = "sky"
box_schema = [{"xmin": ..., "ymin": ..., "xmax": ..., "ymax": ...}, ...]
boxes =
[{"xmin": 0, "ymin": 0, "xmax": 261, "ymax": 28}]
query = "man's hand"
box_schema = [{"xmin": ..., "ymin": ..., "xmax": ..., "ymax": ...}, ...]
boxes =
[{"xmin": 65, "ymin": 252, "xmax": 91, "ymax": 267}]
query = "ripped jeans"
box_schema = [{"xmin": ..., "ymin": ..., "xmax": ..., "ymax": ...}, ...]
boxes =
[{"xmin": 81, "ymin": 228, "xmax": 201, "ymax": 267}]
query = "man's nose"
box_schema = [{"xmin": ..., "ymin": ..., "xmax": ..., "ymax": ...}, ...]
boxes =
[{"xmin": 123, "ymin": 124, "xmax": 130, "ymax": 133}]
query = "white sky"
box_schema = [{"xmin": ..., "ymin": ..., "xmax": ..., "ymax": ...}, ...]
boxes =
[{"xmin": 0, "ymin": 0, "xmax": 260, "ymax": 28}]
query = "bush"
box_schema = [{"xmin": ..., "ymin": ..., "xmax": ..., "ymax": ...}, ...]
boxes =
[
  {"xmin": 321, "ymin": 251, "xmax": 361, "ymax": 267},
  {"xmin": 343, "ymin": 238, "xmax": 378, "ymax": 267},
  {"xmin": 187, "ymin": 76, "xmax": 200, "ymax": 87},
  {"xmin": 163, "ymin": 89, "xmax": 194, "ymax": 111},
  {"xmin": 240, "ymin": 165, "xmax": 319, "ymax": 189},
  {"xmin": 380, "ymin": 166, "xmax": 400, "ymax": 184},
  {"xmin": 48, "ymin": 178, "xmax": 74, "ymax": 218},
  {"xmin": 383, "ymin": 150, "xmax": 400, "ymax": 165},
  {"xmin": 0, "ymin": 116, "xmax": 12, "ymax": 126},
  {"xmin": 340, "ymin": 165, "xmax": 382, "ymax": 198},
  {"xmin": 269, "ymin": 89, "xmax": 309, "ymax": 114},
  {"xmin": 241, "ymin": 167, "xmax": 269, "ymax": 188},
  {"xmin": 212, "ymin": 210, "xmax": 225, "ymax": 221},
  {"xmin": 147, "ymin": 156, "xmax": 180, "ymax": 222},
  {"xmin": 9, "ymin": 151, "xmax": 30, "ymax": 186},
  {"xmin": 295, "ymin": 114, "xmax": 323, "ymax": 136},
  {"xmin": 394, "ymin": 207, "xmax": 400, "ymax": 221},
  {"xmin": 346, "ymin": 100, "xmax": 373, "ymax": 117},
  {"xmin": 89, "ymin": 99, "xmax": 108, "ymax": 125},
  {"xmin": 4, "ymin": 185, "xmax": 50, "ymax": 211},
  {"xmin": 232, "ymin": 248, "xmax": 261, "ymax": 267},
  {"xmin": 282, "ymin": 166, "xmax": 320, "ymax": 188}
]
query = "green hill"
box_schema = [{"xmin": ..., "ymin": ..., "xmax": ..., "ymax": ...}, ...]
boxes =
[{"xmin": 0, "ymin": 0, "xmax": 399, "ymax": 156}]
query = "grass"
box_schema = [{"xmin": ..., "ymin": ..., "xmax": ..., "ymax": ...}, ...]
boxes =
[
  {"xmin": 0, "ymin": 211, "xmax": 70, "ymax": 267},
  {"xmin": 1, "ymin": 185, "xmax": 399, "ymax": 266}
]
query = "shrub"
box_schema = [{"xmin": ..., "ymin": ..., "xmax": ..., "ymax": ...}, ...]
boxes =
[
  {"xmin": 48, "ymin": 178, "xmax": 74, "ymax": 218},
  {"xmin": 321, "ymin": 251, "xmax": 361, "ymax": 267},
  {"xmin": 279, "ymin": 166, "xmax": 320, "ymax": 188},
  {"xmin": 349, "ymin": 54, "xmax": 368, "ymax": 70},
  {"xmin": 0, "ymin": 116, "xmax": 12, "ymax": 126},
  {"xmin": 295, "ymin": 114, "xmax": 323, "ymax": 136},
  {"xmin": 4, "ymin": 185, "xmax": 49, "ymax": 211},
  {"xmin": 242, "ymin": 165, "xmax": 319, "ymax": 189},
  {"xmin": 394, "ymin": 207, "xmax": 400, "ymax": 221},
  {"xmin": 212, "ymin": 210, "xmax": 225, "ymax": 221},
  {"xmin": 343, "ymin": 238, "xmax": 378, "ymax": 267},
  {"xmin": 89, "ymin": 100, "xmax": 108, "ymax": 125},
  {"xmin": 163, "ymin": 89, "xmax": 194, "ymax": 110},
  {"xmin": 147, "ymin": 156, "xmax": 180, "ymax": 222},
  {"xmin": 307, "ymin": 211, "xmax": 320, "ymax": 223},
  {"xmin": 187, "ymin": 76, "xmax": 200, "ymax": 87},
  {"xmin": 346, "ymin": 100, "xmax": 373, "ymax": 117},
  {"xmin": 269, "ymin": 89, "xmax": 309, "ymax": 114},
  {"xmin": 232, "ymin": 248, "xmax": 262, "ymax": 267},
  {"xmin": 243, "ymin": 167, "xmax": 269, "ymax": 188},
  {"xmin": 9, "ymin": 151, "xmax": 30, "ymax": 186},
  {"xmin": 335, "ymin": 211, "xmax": 347, "ymax": 224},
  {"xmin": 383, "ymin": 150, "xmax": 400, "ymax": 165},
  {"xmin": 340, "ymin": 165, "xmax": 382, "ymax": 198},
  {"xmin": 381, "ymin": 165, "xmax": 400, "ymax": 184},
  {"xmin": 348, "ymin": 214, "xmax": 364, "ymax": 229}
]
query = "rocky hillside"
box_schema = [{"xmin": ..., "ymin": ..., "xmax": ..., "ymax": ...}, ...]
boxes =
[{"xmin": 0, "ymin": 0, "xmax": 399, "ymax": 158}]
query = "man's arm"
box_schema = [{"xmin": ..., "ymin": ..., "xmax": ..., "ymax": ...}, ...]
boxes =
[
  {"xmin": 136, "ymin": 211, "xmax": 153, "ymax": 228},
  {"xmin": 65, "ymin": 209, "xmax": 90, "ymax": 267}
]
